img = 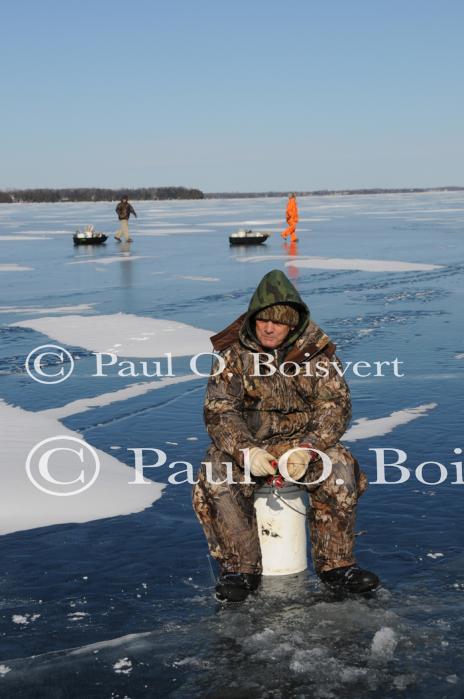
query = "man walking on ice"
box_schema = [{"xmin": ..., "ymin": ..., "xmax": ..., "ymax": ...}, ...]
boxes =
[
  {"xmin": 193, "ymin": 269, "xmax": 379, "ymax": 602},
  {"xmin": 115, "ymin": 195, "xmax": 137, "ymax": 243},
  {"xmin": 281, "ymin": 192, "xmax": 299, "ymax": 242}
]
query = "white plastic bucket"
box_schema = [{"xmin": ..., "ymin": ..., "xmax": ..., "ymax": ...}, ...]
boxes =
[{"xmin": 254, "ymin": 483, "xmax": 308, "ymax": 576}]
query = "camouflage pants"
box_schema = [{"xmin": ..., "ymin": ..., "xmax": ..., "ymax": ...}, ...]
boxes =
[{"xmin": 192, "ymin": 443, "xmax": 368, "ymax": 575}]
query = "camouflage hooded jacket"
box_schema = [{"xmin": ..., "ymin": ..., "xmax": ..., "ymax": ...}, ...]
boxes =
[{"xmin": 204, "ymin": 269, "xmax": 352, "ymax": 465}]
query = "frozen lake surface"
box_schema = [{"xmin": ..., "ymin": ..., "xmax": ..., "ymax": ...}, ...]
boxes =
[{"xmin": 0, "ymin": 193, "xmax": 463, "ymax": 697}]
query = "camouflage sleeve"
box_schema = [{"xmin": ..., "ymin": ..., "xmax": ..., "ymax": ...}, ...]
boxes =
[
  {"xmin": 203, "ymin": 348, "xmax": 258, "ymax": 466},
  {"xmin": 303, "ymin": 353, "xmax": 352, "ymax": 451}
]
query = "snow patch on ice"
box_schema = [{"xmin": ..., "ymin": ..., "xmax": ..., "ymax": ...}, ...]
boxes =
[
  {"xmin": 113, "ymin": 657, "xmax": 133, "ymax": 675},
  {"xmin": 294, "ymin": 258, "xmax": 441, "ymax": 272},
  {"xmin": 344, "ymin": 403, "xmax": 437, "ymax": 441},
  {"xmin": 12, "ymin": 615, "xmax": 29, "ymax": 625},
  {"xmin": 12, "ymin": 613, "xmax": 40, "ymax": 625},
  {"xmin": 176, "ymin": 275, "xmax": 219, "ymax": 282},
  {"xmin": 237, "ymin": 255, "xmax": 441, "ymax": 272},
  {"xmin": 0, "ymin": 400, "xmax": 163, "ymax": 536},
  {"xmin": 0, "ymin": 235, "xmax": 52, "ymax": 241},
  {"xmin": 4, "ymin": 229, "xmax": 71, "ymax": 236},
  {"xmin": 40, "ymin": 374, "xmax": 198, "ymax": 420},
  {"xmin": 287, "ymin": 257, "xmax": 441, "ymax": 272},
  {"xmin": 243, "ymin": 219, "xmax": 282, "ymax": 225},
  {"xmin": 68, "ymin": 256, "xmax": 151, "ymax": 266},
  {"xmin": 0, "ymin": 264, "xmax": 33, "ymax": 272},
  {"xmin": 68, "ymin": 612, "xmax": 90, "ymax": 622},
  {"xmin": 0, "ymin": 304, "xmax": 95, "ymax": 315},
  {"xmin": 13, "ymin": 313, "xmax": 212, "ymax": 358},
  {"xmin": 70, "ymin": 632, "xmax": 152, "ymax": 656}
]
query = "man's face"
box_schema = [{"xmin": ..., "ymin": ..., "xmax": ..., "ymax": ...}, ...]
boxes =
[{"xmin": 255, "ymin": 319, "xmax": 293, "ymax": 349}]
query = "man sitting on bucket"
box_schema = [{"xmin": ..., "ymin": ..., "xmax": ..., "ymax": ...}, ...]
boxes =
[{"xmin": 192, "ymin": 269, "xmax": 379, "ymax": 602}]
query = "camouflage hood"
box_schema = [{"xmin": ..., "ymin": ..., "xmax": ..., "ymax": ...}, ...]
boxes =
[
  {"xmin": 241, "ymin": 269, "xmax": 310, "ymax": 349},
  {"xmin": 210, "ymin": 269, "xmax": 334, "ymax": 361}
]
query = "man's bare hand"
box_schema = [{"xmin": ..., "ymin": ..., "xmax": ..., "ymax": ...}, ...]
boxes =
[{"xmin": 248, "ymin": 447, "xmax": 278, "ymax": 477}]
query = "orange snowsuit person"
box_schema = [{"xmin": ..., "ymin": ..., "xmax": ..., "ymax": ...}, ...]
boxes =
[{"xmin": 281, "ymin": 193, "xmax": 299, "ymax": 242}]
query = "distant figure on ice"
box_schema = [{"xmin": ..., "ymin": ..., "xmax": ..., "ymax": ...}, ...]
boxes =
[
  {"xmin": 115, "ymin": 195, "xmax": 137, "ymax": 243},
  {"xmin": 281, "ymin": 192, "xmax": 299, "ymax": 242},
  {"xmin": 192, "ymin": 269, "xmax": 379, "ymax": 602}
]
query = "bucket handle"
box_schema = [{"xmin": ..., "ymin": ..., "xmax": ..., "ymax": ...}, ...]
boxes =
[{"xmin": 272, "ymin": 487, "xmax": 308, "ymax": 517}]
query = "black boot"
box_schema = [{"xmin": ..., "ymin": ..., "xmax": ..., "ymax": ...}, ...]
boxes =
[
  {"xmin": 319, "ymin": 565, "xmax": 380, "ymax": 594},
  {"xmin": 215, "ymin": 572, "xmax": 261, "ymax": 602}
]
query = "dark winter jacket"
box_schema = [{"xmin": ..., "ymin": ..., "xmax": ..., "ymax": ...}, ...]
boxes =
[{"xmin": 116, "ymin": 201, "xmax": 137, "ymax": 220}]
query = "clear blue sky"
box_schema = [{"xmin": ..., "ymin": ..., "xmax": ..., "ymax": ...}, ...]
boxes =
[{"xmin": 1, "ymin": 0, "xmax": 463, "ymax": 191}]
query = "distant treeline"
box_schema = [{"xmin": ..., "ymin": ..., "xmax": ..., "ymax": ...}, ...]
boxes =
[
  {"xmin": 0, "ymin": 187, "xmax": 204, "ymax": 203},
  {"xmin": 1, "ymin": 186, "xmax": 462, "ymax": 204},
  {"xmin": 206, "ymin": 186, "xmax": 464, "ymax": 199}
]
